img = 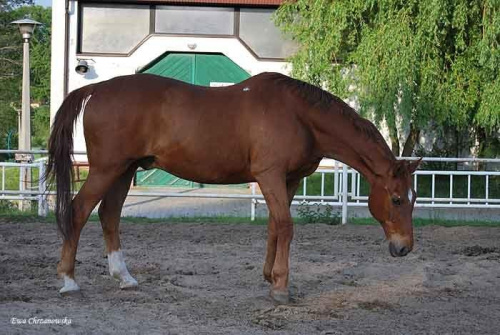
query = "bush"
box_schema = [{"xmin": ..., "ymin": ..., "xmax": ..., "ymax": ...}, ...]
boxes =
[{"xmin": 296, "ymin": 202, "xmax": 341, "ymax": 225}]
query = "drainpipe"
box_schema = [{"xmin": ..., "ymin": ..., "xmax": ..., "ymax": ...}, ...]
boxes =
[{"xmin": 63, "ymin": 0, "xmax": 70, "ymax": 97}]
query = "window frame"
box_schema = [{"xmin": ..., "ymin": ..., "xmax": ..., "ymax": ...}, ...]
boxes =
[
  {"xmin": 77, "ymin": 3, "xmax": 153, "ymax": 56},
  {"xmin": 77, "ymin": 3, "xmax": 293, "ymax": 61}
]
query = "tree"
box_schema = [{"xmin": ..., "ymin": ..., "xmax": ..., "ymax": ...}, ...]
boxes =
[
  {"xmin": 0, "ymin": 0, "xmax": 32, "ymax": 12},
  {"xmin": 0, "ymin": 3, "xmax": 50, "ymax": 156},
  {"xmin": 276, "ymin": 0, "xmax": 500, "ymax": 157}
]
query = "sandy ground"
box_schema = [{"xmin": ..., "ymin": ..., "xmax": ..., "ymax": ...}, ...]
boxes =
[{"xmin": 0, "ymin": 221, "xmax": 499, "ymax": 335}]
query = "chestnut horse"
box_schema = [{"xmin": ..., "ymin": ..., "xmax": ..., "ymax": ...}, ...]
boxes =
[{"xmin": 46, "ymin": 72, "xmax": 420, "ymax": 303}]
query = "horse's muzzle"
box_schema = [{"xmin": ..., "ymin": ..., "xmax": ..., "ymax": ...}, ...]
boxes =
[{"xmin": 389, "ymin": 241, "xmax": 411, "ymax": 257}]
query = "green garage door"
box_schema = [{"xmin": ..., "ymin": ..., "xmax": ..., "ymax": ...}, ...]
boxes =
[{"xmin": 136, "ymin": 53, "xmax": 250, "ymax": 187}]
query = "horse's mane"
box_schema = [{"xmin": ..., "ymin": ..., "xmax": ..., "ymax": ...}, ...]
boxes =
[{"xmin": 266, "ymin": 73, "xmax": 390, "ymax": 149}]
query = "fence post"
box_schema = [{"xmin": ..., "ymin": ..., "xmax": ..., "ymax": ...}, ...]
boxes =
[
  {"xmin": 250, "ymin": 182, "xmax": 256, "ymax": 221},
  {"xmin": 38, "ymin": 161, "xmax": 48, "ymax": 217},
  {"xmin": 342, "ymin": 164, "xmax": 348, "ymax": 224}
]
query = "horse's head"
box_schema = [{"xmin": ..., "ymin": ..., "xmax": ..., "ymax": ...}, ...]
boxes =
[{"xmin": 368, "ymin": 158, "xmax": 421, "ymax": 257}]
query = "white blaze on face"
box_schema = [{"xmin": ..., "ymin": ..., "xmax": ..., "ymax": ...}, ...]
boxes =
[
  {"xmin": 408, "ymin": 189, "xmax": 413, "ymax": 203},
  {"xmin": 108, "ymin": 250, "xmax": 138, "ymax": 289}
]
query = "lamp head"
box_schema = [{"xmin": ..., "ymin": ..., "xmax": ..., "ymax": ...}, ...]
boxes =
[{"xmin": 11, "ymin": 18, "xmax": 42, "ymax": 40}]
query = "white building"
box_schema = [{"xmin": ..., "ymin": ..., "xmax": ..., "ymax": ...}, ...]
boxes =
[{"xmin": 50, "ymin": 0, "xmax": 294, "ymax": 171}]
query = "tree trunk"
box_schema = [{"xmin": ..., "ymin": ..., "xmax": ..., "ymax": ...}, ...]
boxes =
[
  {"xmin": 387, "ymin": 118, "xmax": 400, "ymax": 156},
  {"xmin": 402, "ymin": 123, "xmax": 420, "ymax": 157},
  {"xmin": 475, "ymin": 126, "xmax": 487, "ymax": 171}
]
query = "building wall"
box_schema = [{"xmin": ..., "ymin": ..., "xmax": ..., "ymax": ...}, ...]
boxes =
[{"xmin": 50, "ymin": 1, "xmax": 291, "ymax": 159}]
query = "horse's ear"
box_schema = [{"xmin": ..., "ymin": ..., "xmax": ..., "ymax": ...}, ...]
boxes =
[
  {"xmin": 392, "ymin": 160, "xmax": 407, "ymax": 177},
  {"xmin": 407, "ymin": 158, "xmax": 422, "ymax": 174}
]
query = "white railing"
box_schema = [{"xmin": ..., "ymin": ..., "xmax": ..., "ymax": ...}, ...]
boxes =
[
  {"xmin": 0, "ymin": 159, "xmax": 48, "ymax": 216},
  {"xmin": 251, "ymin": 158, "xmax": 500, "ymax": 223},
  {"xmin": 0, "ymin": 150, "xmax": 498, "ymax": 223}
]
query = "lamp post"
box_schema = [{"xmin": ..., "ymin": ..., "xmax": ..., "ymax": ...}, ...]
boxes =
[{"xmin": 11, "ymin": 18, "xmax": 41, "ymax": 210}]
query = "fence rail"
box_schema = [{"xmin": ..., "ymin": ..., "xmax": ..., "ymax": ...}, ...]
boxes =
[{"xmin": 0, "ymin": 150, "xmax": 498, "ymax": 223}]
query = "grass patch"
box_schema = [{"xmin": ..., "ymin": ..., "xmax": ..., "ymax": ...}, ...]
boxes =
[
  {"xmin": 0, "ymin": 205, "xmax": 497, "ymax": 228},
  {"xmin": 0, "ymin": 207, "xmax": 272, "ymax": 225}
]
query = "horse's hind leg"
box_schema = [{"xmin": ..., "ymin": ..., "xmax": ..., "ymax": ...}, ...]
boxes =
[
  {"xmin": 98, "ymin": 164, "xmax": 138, "ymax": 289},
  {"xmin": 58, "ymin": 166, "xmax": 126, "ymax": 294}
]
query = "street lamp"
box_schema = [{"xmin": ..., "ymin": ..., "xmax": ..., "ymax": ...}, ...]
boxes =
[
  {"xmin": 11, "ymin": 17, "xmax": 41, "ymax": 210},
  {"xmin": 11, "ymin": 17, "xmax": 41, "ymax": 157}
]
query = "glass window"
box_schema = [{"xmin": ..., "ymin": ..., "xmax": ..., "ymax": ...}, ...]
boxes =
[
  {"xmin": 80, "ymin": 4, "xmax": 150, "ymax": 54},
  {"xmin": 239, "ymin": 8, "xmax": 298, "ymax": 59},
  {"xmin": 156, "ymin": 6, "xmax": 234, "ymax": 35}
]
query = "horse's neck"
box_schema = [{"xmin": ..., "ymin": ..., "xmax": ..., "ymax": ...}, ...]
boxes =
[
  {"xmin": 313, "ymin": 108, "xmax": 396, "ymax": 183},
  {"xmin": 333, "ymin": 139, "xmax": 394, "ymax": 183}
]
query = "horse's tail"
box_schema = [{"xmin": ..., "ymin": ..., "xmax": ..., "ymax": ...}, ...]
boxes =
[{"xmin": 45, "ymin": 86, "xmax": 93, "ymax": 241}]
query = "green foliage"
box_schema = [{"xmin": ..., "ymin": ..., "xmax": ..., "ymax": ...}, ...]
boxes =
[
  {"xmin": 296, "ymin": 203, "xmax": 341, "ymax": 225},
  {"xmin": 0, "ymin": 4, "xmax": 51, "ymax": 155},
  {"xmin": 32, "ymin": 104, "xmax": 49, "ymax": 148},
  {"xmin": 0, "ymin": 199, "xmax": 16, "ymax": 212},
  {"xmin": 0, "ymin": 1, "xmax": 33, "ymax": 12},
  {"xmin": 276, "ymin": 0, "xmax": 500, "ymax": 155}
]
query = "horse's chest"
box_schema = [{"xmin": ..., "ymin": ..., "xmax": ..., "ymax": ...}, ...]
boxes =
[{"xmin": 287, "ymin": 159, "xmax": 321, "ymax": 180}]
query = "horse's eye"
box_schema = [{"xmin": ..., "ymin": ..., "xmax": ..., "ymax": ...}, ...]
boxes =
[{"xmin": 392, "ymin": 196, "xmax": 401, "ymax": 206}]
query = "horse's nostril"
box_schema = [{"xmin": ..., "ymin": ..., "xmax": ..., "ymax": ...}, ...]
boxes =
[
  {"xmin": 399, "ymin": 246, "xmax": 409, "ymax": 256},
  {"xmin": 389, "ymin": 242, "xmax": 411, "ymax": 257}
]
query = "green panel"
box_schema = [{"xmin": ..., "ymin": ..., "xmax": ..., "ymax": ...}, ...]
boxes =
[
  {"xmin": 138, "ymin": 53, "xmax": 250, "ymax": 188},
  {"xmin": 136, "ymin": 169, "xmax": 199, "ymax": 188},
  {"xmin": 194, "ymin": 54, "xmax": 250, "ymax": 86},
  {"xmin": 143, "ymin": 53, "xmax": 194, "ymax": 84}
]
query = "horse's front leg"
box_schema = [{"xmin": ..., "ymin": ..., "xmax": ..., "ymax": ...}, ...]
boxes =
[
  {"xmin": 257, "ymin": 173, "xmax": 295, "ymax": 304},
  {"xmin": 263, "ymin": 219, "xmax": 277, "ymax": 283},
  {"xmin": 263, "ymin": 178, "xmax": 300, "ymax": 284}
]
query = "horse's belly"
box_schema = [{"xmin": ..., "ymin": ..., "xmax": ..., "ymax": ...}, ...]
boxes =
[{"xmin": 152, "ymin": 160, "xmax": 253, "ymax": 185}]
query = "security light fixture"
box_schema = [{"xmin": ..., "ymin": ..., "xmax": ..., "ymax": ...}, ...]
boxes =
[{"xmin": 75, "ymin": 59, "xmax": 90, "ymax": 75}]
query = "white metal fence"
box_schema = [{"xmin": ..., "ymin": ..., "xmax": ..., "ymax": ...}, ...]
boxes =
[
  {"xmin": 0, "ymin": 150, "xmax": 498, "ymax": 223},
  {"xmin": 251, "ymin": 158, "xmax": 500, "ymax": 223}
]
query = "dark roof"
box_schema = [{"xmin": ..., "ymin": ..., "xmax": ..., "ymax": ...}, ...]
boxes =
[{"xmin": 80, "ymin": 0, "xmax": 284, "ymax": 6}]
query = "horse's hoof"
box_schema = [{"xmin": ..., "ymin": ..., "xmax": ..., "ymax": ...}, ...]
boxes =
[
  {"xmin": 59, "ymin": 275, "xmax": 80, "ymax": 295},
  {"xmin": 59, "ymin": 288, "xmax": 83, "ymax": 297},
  {"xmin": 270, "ymin": 289, "xmax": 290, "ymax": 305},
  {"xmin": 119, "ymin": 277, "xmax": 138, "ymax": 289},
  {"xmin": 263, "ymin": 273, "xmax": 272, "ymax": 284}
]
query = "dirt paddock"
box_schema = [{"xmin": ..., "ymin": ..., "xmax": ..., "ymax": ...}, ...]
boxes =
[{"xmin": 1, "ymin": 221, "xmax": 499, "ymax": 334}]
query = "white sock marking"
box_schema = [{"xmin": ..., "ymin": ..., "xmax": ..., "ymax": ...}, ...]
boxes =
[
  {"xmin": 60, "ymin": 275, "xmax": 80, "ymax": 293},
  {"xmin": 108, "ymin": 250, "xmax": 138, "ymax": 289}
]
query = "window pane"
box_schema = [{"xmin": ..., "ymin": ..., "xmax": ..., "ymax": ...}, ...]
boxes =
[
  {"xmin": 156, "ymin": 6, "xmax": 234, "ymax": 35},
  {"xmin": 81, "ymin": 4, "xmax": 150, "ymax": 54},
  {"xmin": 239, "ymin": 8, "xmax": 298, "ymax": 59}
]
